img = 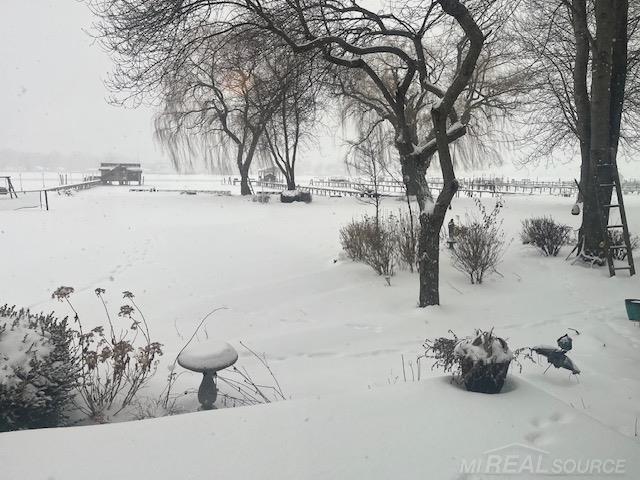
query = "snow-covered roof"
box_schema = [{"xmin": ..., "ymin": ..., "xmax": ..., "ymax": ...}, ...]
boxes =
[{"xmin": 99, "ymin": 163, "xmax": 142, "ymax": 172}]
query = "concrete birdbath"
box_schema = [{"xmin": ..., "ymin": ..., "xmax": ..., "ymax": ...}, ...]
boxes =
[{"xmin": 177, "ymin": 340, "xmax": 238, "ymax": 410}]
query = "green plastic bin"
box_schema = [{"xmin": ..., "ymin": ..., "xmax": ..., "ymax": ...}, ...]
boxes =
[{"xmin": 624, "ymin": 299, "xmax": 640, "ymax": 321}]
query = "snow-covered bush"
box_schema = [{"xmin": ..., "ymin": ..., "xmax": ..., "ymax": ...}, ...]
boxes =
[
  {"xmin": 449, "ymin": 198, "xmax": 506, "ymax": 284},
  {"xmin": 340, "ymin": 214, "xmax": 397, "ymax": 281},
  {"xmin": 608, "ymin": 229, "xmax": 639, "ymax": 260},
  {"xmin": 0, "ymin": 305, "xmax": 79, "ymax": 431},
  {"xmin": 424, "ymin": 330, "xmax": 513, "ymax": 394},
  {"xmin": 52, "ymin": 287, "xmax": 163, "ymax": 421},
  {"xmin": 521, "ymin": 216, "xmax": 572, "ymax": 256},
  {"xmin": 280, "ymin": 189, "xmax": 312, "ymax": 203}
]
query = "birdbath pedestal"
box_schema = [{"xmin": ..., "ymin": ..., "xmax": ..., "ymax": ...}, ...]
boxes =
[{"xmin": 177, "ymin": 340, "xmax": 239, "ymax": 410}]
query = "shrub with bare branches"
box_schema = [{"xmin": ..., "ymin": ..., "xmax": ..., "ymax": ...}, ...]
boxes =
[
  {"xmin": 521, "ymin": 216, "xmax": 572, "ymax": 257},
  {"xmin": 394, "ymin": 210, "xmax": 420, "ymax": 272},
  {"xmin": 52, "ymin": 287, "xmax": 163, "ymax": 421},
  {"xmin": 340, "ymin": 214, "xmax": 397, "ymax": 282},
  {"xmin": 450, "ymin": 198, "xmax": 506, "ymax": 284}
]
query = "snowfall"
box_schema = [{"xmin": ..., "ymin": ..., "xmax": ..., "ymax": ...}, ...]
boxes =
[{"xmin": 1, "ymin": 174, "xmax": 640, "ymax": 479}]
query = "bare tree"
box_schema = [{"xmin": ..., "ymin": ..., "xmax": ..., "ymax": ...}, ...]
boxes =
[
  {"xmin": 261, "ymin": 53, "xmax": 326, "ymax": 191},
  {"xmin": 346, "ymin": 123, "xmax": 393, "ymax": 230},
  {"xmin": 89, "ymin": 0, "xmax": 516, "ymax": 306}
]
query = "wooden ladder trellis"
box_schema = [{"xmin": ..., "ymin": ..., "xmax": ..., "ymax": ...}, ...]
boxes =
[
  {"xmin": 595, "ymin": 162, "xmax": 635, "ymax": 276},
  {"xmin": 1, "ymin": 176, "xmax": 18, "ymax": 199}
]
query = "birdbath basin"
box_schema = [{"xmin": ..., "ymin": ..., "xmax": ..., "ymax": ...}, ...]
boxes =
[{"xmin": 177, "ymin": 340, "xmax": 238, "ymax": 410}]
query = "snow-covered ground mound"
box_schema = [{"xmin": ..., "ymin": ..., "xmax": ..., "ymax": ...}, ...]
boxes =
[{"xmin": 1, "ymin": 378, "xmax": 638, "ymax": 479}]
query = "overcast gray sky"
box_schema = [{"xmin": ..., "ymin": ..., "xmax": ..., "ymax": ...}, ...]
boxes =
[
  {"xmin": 0, "ymin": 1, "xmax": 162, "ymax": 162},
  {"xmin": 1, "ymin": 1, "xmax": 639, "ymax": 180},
  {"xmin": 0, "ymin": 0, "xmax": 348, "ymax": 174}
]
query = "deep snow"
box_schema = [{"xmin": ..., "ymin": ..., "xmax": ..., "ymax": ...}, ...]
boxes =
[
  {"xmin": 2, "ymin": 378, "xmax": 639, "ymax": 479},
  {"xmin": 1, "ymin": 181, "xmax": 640, "ymax": 478}
]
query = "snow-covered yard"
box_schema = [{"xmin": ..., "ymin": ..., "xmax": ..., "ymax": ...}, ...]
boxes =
[{"xmin": 1, "ymin": 184, "xmax": 640, "ymax": 478}]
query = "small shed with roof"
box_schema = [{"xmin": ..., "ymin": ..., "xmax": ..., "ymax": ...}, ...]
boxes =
[
  {"xmin": 99, "ymin": 163, "xmax": 143, "ymax": 185},
  {"xmin": 258, "ymin": 166, "xmax": 283, "ymax": 183}
]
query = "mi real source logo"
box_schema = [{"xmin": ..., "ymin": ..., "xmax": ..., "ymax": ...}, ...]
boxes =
[{"xmin": 460, "ymin": 443, "xmax": 626, "ymax": 476}]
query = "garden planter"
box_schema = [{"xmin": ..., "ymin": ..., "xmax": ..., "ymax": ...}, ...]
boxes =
[
  {"xmin": 460, "ymin": 358, "xmax": 511, "ymax": 394},
  {"xmin": 426, "ymin": 330, "xmax": 514, "ymax": 394},
  {"xmin": 280, "ymin": 190, "xmax": 312, "ymax": 203},
  {"xmin": 625, "ymin": 299, "xmax": 640, "ymax": 321}
]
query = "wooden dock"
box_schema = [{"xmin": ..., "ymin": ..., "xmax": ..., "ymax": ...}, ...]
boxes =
[
  {"xmin": 129, "ymin": 187, "xmax": 232, "ymax": 195},
  {"xmin": 308, "ymin": 177, "xmax": 578, "ymax": 197},
  {"xmin": 304, "ymin": 176, "xmax": 640, "ymax": 198},
  {"xmin": 20, "ymin": 180, "xmax": 102, "ymax": 211},
  {"xmin": 254, "ymin": 180, "xmax": 386, "ymax": 198}
]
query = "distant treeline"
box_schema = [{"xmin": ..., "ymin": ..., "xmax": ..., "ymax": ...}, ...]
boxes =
[{"xmin": 0, "ymin": 149, "xmax": 166, "ymax": 172}]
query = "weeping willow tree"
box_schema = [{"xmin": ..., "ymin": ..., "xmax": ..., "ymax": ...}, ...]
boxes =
[{"xmin": 154, "ymin": 31, "xmax": 308, "ymax": 194}]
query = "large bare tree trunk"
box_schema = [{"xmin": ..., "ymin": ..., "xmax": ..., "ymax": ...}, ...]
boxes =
[
  {"xmin": 236, "ymin": 147, "xmax": 252, "ymax": 196},
  {"xmin": 610, "ymin": 1, "xmax": 628, "ymax": 159},
  {"xmin": 572, "ymin": 0, "xmax": 591, "ymax": 205},
  {"xmin": 418, "ymin": 213, "xmax": 442, "ymax": 305},
  {"xmin": 240, "ymin": 169, "xmax": 252, "ymax": 195},
  {"xmin": 399, "ymin": 143, "xmax": 441, "ymax": 306},
  {"xmin": 238, "ymin": 130, "xmax": 264, "ymax": 195},
  {"xmin": 581, "ymin": 0, "xmax": 620, "ymax": 256},
  {"xmin": 284, "ymin": 164, "xmax": 296, "ymax": 190}
]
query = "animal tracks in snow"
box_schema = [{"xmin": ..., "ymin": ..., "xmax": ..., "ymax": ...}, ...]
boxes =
[
  {"xmin": 345, "ymin": 322, "xmax": 383, "ymax": 333},
  {"xmin": 525, "ymin": 412, "xmax": 574, "ymax": 447},
  {"xmin": 264, "ymin": 346, "xmax": 405, "ymax": 362},
  {"xmin": 530, "ymin": 411, "xmax": 572, "ymax": 429}
]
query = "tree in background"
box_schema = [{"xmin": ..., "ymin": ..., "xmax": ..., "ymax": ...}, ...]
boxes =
[
  {"xmin": 154, "ymin": 32, "xmax": 296, "ymax": 195},
  {"xmin": 347, "ymin": 124, "xmax": 393, "ymax": 230},
  {"xmin": 261, "ymin": 53, "xmax": 327, "ymax": 191}
]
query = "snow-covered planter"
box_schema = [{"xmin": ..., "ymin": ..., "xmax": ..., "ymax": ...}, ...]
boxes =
[
  {"xmin": 455, "ymin": 332, "xmax": 513, "ymax": 394},
  {"xmin": 424, "ymin": 330, "xmax": 513, "ymax": 394},
  {"xmin": 280, "ymin": 190, "xmax": 312, "ymax": 203},
  {"xmin": 0, "ymin": 305, "xmax": 79, "ymax": 431}
]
